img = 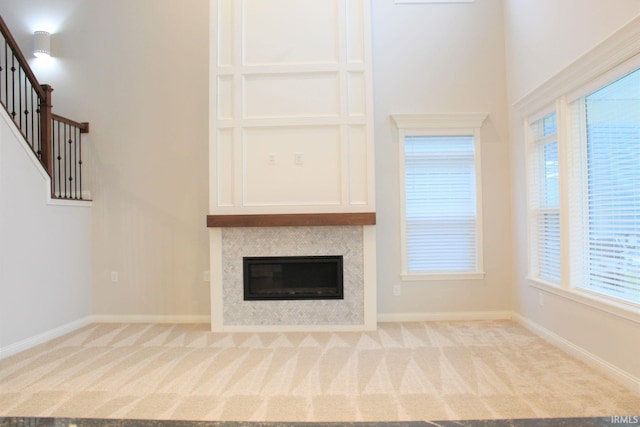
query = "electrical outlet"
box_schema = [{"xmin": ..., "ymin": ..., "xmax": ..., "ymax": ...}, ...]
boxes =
[
  {"xmin": 393, "ymin": 284, "xmax": 401, "ymax": 296},
  {"xmin": 295, "ymin": 152, "xmax": 304, "ymax": 165},
  {"xmin": 111, "ymin": 271, "xmax": 118, "ymax": 283},
  {"xmin": 268, "ymin": 153, "xmax": 276, "ymax": 165},
  {"xmin": 204, "ymin": 271, "xmax": 210, "ymax": 282}
]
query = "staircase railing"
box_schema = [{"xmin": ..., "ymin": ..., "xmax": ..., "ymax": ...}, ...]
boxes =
[{"xmin": 0, "ymin": 15, "xmax": 90, "ymax": 200}]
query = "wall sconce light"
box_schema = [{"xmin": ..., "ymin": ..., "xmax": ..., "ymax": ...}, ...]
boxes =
[{"xmin": 33, "ymin": 31, "xmax": 51, "ymax": 58}]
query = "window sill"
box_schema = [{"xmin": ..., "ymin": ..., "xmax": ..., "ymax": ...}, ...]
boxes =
[
  {"xmin": 402, "ymin": 272, "xmax": 485, "ymax": 281},
  {"xmin": 527, "ymin": 277, "xmax": 640, "ymax": 324}
]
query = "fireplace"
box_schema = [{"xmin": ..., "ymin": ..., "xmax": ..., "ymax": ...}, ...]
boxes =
[
  {"xmin": 208, "ymin": 224, "xmax": 376, "ymax": 331},
  {"xmin": 243, "ymin": 255, "xmax": 343, "ymax": 300}
]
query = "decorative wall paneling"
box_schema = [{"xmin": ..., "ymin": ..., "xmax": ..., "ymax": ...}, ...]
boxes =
[{"xmin": 210, "ymin": 0, "xmax": 375, "ymax": 214}]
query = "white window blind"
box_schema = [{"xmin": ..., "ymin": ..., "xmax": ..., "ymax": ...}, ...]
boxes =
[
  {"xmin": 404, "ymin": 135, "xmax": 478, "ymax": 274},
  {"xmin": 529, "ymin": 113, "xmax": 560, "ymax": 283},
  {"xmin": 571, "ymin": 67, "xmax": 640, "ymax": 305}
]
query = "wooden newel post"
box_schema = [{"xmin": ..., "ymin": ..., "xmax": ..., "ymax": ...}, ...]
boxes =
[{"xmin": 39, "ymin": 84, "xmax": 54, "ymax": 178}]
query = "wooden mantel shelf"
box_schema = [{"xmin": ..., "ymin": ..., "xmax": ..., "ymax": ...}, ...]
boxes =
[{"xmin": 207, "ymin": 212, "xmax": 376, "ymax": 228}]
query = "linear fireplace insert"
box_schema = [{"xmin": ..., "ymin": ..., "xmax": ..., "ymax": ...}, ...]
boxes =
[{"xmin": 243, "ymin": 255, "xmax": 344, "ymax": 300}]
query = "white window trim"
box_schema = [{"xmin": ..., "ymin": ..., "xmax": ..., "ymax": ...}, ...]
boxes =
[
  {"xmin": 517, "ymin": 16, "xmax": 640, "ymax": 318},
  {"xmin": 524, "ymin": 107, "xmax": 561, "ymax": 285},
  {"xmin": 392, "ymin": 113, "xmax": 487, "ymax": 281}
]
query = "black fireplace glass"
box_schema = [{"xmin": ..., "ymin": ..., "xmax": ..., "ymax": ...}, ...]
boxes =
[{"xmin": 243, "ymin": 255, "xmax": 344, "ymax": 300}]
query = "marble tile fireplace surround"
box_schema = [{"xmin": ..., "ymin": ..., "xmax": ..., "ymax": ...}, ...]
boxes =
[{"xmin": 208, "ymin": 214, "xmax": 377, "ymax": 332}]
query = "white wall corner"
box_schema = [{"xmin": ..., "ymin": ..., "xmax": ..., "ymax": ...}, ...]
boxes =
[
  {"xmin": 0, "ymin": 316, "xmax": 93, "ymax": 360},
  {"xmin": 209, "ymin": 227, "xmax": 224, "ymax": 332},
  {"xmin": 512, "ymin": 312, "xmax": 640, "ymax": 396}
]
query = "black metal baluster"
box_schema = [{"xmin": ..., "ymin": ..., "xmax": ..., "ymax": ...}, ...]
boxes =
[
  {"xmin": 63, "ymin": 123, "xmax": 67, "ymax": 198},
  {"xmin": 61, "ymin": 121, "xmax": 65, "ymax": 198},
  {"xmin": 36, "ymin": 99, "xmax": 41, "ymax": 162},
  {"xmin": 59, "ymin": 121, "xmax": 64, "ymax": 198},
  {"xmin": 64, "ymin": 124, "xmax": 73, "ymax": 199},
  {"xmin": 23, "ymin": 71, "xmax": 29, "ymax": 144},
  {"xmin": 0, "ymin": 40, "xmax": 3, "ymax": 107},
  {"xmin": 68, "ymin": 124, "xmax": 74, "ymax": 198},
  {"xmin": 74, "ymin": 127, "xmax": 80, "ymax": 198},
  {"xmin": 52, "ymin": 119, "xmax": 56, "ymax": 196},
  {"xmin": 10, "ymin": 52, "xmax": 16, "ymax": 120},
  {"xmin": 57, "ymin": 120, "xmax": 62, "ymax": 198},
  {"xmin": 17, "ymin": 65, "xmax": 22, "ymax": 131},
  {"xmin": 4, "ymin": 41, "xmax": 8, "ymax": 108},
  {"xmin": 63, "ymin": 122, "xmax": 67, "ymax": 198},
  {"xmin": 78, "ymin": 127, "xmax": 83, "ymax": 200},
  {"xmin": 31, "ymin": 88, "xmax": 37, "ymax": 158}
]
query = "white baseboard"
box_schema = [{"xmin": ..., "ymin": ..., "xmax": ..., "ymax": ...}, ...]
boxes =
[
  {"xmin": 0, "ymin": 316, "xmax": 92, "ymax": 360},
  {"xmin": 512, "ymin": 312, "xmax": 640, "ymax": 395},
  {"xmin": 377, "ymin": 310, "xmax": 512, "ymax": 323},
  {"xmin": 91, "ymin": 314, "xmax": 211, "ymax": 324},
  {"xmin": 213, "ymin": 323, "xmax": 377, "ymax": 333}
]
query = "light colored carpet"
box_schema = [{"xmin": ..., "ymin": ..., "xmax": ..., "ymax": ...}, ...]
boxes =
[{"xmin": 0, "ymin": 321, "xmax": 638, "ymax": 422}]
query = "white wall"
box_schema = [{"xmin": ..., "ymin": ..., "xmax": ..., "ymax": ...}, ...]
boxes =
[
  {"xmin": 504, "ymin": 0, "xmax": 640, "ymax": 382},
  {"xmin": 372, "ymin": 0, "xmax": 512, "ymax": 318},
  {"xmin": 1, "ymin": 0, "xmax": 513, "ymax": 325},
  {"xmin": 0, "ymin": 107, "xmax": 91, "ymax": 355},
  {"xmin": 505, "ymin": 0, "xmax": 640, "ymax": 102},
  {"xmin": 0, "ymin": 0, "xmax": 211, "ymax": 319},
  {"xmin": 1, "ymin": 0, "xmax": 511, "ymax": 324}
]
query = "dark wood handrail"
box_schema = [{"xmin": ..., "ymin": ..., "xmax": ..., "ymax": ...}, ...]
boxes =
[
  {"xmin": 52, "ymin": 114, "xmax": 90, "ymax": 134},
  {"xmin": 0, "ymin": 15, "xmax": 46, "ymax": 99}
]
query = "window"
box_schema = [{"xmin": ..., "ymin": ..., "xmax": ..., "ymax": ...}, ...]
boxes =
[
  {"xmin": 393, "ymin": 114, "xmax": 486, "ymax": 280},
  {"xmin": 517, "ymin": 21, "xmax": 640, "ymax": 317},
  {"xmin": 525, "ymin": 64, "xmax": 640, "ymax": 308},
  {"xmin": 569, "ymin": 68, "xmax": 640, "ymax": 305},
  {"xmin": 528, "ymin": 112, "xmax": 560, "ymax": 283}
]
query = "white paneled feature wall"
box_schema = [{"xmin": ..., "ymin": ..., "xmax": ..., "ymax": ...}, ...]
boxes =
[{"xmin": 210, "ymin": 0, "xmax": 375, "ymax": 214}]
